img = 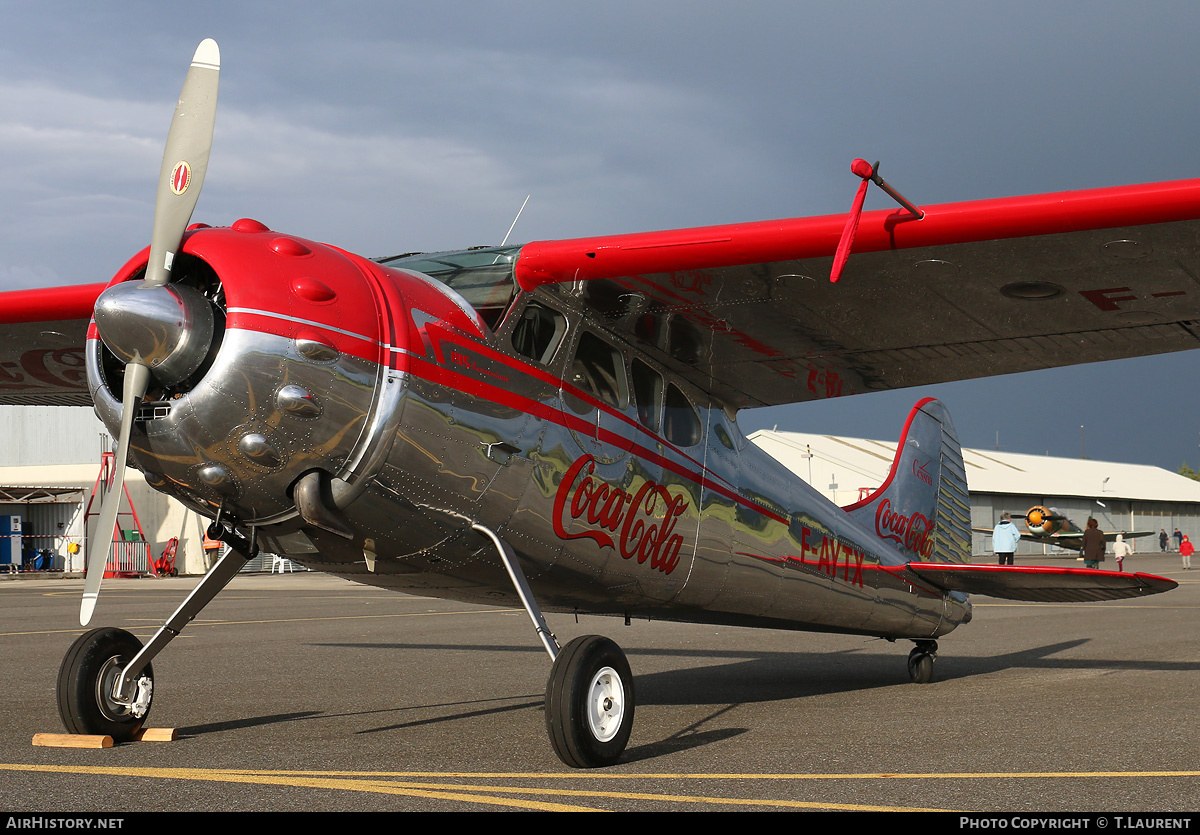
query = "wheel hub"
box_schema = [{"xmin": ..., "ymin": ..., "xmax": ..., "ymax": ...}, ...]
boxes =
[
  {"xmin": 96, "ymin": 656, "xmax": 153, "ymax": 720},
  {"xmin": 587, "ymin": 666, "xmax": 624, "ymax": 742}
]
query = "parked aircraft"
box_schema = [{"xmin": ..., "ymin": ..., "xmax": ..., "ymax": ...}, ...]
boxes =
[
  {"xmin": 4, "ymin": 41, "xmax": 1191, "ymax": 767},
  {"xmin": 976, "ymin": 506, "xmax": 1152, "ymax": 553}
]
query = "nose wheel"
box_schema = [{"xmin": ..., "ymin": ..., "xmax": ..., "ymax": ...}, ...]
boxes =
[
  {"xmin": 545, "ymin": 635, "xmax": 635, "ymax": 768},
  {"xmin": 57, "ymin": 627, "xmax": 154, "ymax": 741}
]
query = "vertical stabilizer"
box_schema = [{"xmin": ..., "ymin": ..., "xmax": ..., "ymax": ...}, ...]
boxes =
[{"xmin": 842, "ymin": 398, "xmax": 970, "ymax": 564}]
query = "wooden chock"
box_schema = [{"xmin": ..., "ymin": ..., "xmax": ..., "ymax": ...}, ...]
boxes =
[
  {"xmin": 134, "ymin": 727, "xmax": 177, "ymax": 742},
  {"xmin": 32, "ymin": 733, "xmax": 113, "ymax": 749}
]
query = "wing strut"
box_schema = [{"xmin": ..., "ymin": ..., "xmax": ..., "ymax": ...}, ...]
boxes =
[{"xmin": 831, "ymin": 158, "xmax": 924, "ymax": 283}]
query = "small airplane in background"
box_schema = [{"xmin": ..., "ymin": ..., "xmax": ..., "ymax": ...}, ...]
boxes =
[
  {"xmin": 2, "ymin": 41, "xmax": 1192, "ymax": 767},
  {"xmin": 976, "ymin": 506, "xmax": 1152, "ymax": 553}
]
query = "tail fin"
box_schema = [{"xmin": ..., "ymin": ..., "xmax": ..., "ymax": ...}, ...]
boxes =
[{"xmin": 842, "ymin": 397, "xmax": 970, "ymax": 564}]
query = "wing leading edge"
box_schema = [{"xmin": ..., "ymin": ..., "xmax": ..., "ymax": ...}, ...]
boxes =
[
  {"xmin": 906, "ymin": 562, "xmax": 1176, "ymax": 602},
  {"xmin": 0, "ymin": 283, "xmax": 105, "ymax": 405},
  {"xmin": 515, "ymin": 178, "xmax": 1200, "ymax": 409}
]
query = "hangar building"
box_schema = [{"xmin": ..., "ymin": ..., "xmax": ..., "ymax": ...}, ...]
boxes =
[
  {"xmin": 749, "ymin": 428, "xmax": 1200, "ymax": 557},
  {"xmin": 0, "ymin": 405, "xmax": 212, "ymax": 574}
]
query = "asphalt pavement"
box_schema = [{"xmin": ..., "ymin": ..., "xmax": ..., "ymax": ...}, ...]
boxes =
[{"xmin": 0, "ymin": 551, "xmax": 1196, "ymax": 813}]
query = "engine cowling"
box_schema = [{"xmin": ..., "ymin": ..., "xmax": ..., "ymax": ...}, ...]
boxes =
[{"xmin": 86, "ymin": 219, "xmax": 485, "ymax": 534}]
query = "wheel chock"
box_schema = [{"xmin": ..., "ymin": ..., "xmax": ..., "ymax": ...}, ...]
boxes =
[
  {"xmin": 32, "ymin": 733, "xmax": 113, "ymax": 748},
  {"xmin": 32, "ymin": 728, "xmax": 176, "ymax": 747}
]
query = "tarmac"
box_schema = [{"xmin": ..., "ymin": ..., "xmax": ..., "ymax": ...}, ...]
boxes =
[{"xmin": 0, "ymin": 551, "xmax": 1197, "ymax": 813}]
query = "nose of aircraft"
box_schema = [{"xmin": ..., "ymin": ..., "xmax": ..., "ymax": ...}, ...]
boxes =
[{"xmin": 93, "ymin": 280, "xmax": 215, "ymax": 387}]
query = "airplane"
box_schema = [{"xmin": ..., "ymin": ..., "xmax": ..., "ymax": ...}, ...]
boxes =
[
  {"xmin": 3, "ymin": 40, "xmax": 1192, "ymax": 768},
  {"xmin": 976, "ymin": 506, "xmax": 1153, "ymax": 553}
]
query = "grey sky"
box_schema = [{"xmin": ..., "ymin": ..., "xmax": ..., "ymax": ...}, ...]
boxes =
[{"xmin": 3, "ymin": 1, "xmax": 1200, "ymax": 470}]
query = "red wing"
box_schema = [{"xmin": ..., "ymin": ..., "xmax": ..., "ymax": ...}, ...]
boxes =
[
  {"xmin": 906, "ymin": 563, "xmax": 1176, "ymax": 602},
  {"xmin": 515, "ymin": 179, "xmax": 1200, "ymax": 408},
  {"xmin": 0, "ymin": 283, "xmax": 105, "ymax": 405}
]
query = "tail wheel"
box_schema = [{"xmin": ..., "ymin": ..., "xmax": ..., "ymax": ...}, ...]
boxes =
[
  {"xmin": 545, "ymin": 635, "xmax": 634, "ymax": 768},
  {"xmin": 907, "ymin": 644, "xmax": 936, "ymax": 684},
  {"xmin": 57, "ymin": 627, "xmax": 153, "ymax": 741}
]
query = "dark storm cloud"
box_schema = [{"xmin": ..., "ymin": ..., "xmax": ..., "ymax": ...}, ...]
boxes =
[{"xmin": 2, "ymin": 1, "xmax": 1199, "ymax": 468}]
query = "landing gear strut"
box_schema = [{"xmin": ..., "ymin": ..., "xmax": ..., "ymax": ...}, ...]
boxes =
[
  {"xmin": 56, "ymin": 515, "xmax": 257, "ymax": 739},
  {"xmin": 908, "ymin": 640, "xmax": 938, "ymax": 684},
  {"xmin": 473, "ymin": 523, "xmax": 635, "ymax": 767}
]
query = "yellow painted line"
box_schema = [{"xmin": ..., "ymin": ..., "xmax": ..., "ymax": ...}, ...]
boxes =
[
  {"xmin": 0, "ymin": 608, "xmax": 521, "ymax": 638},
  {"xmin": 975, "ymin": 602, "xmax": 1200, "ymax": 609},
  {"xmin": 211, "ymin": 768, "xmax": 1200, "ymax": 780},
  {"xmin": 0, "ymin": 764, "xmax": 943, "ymax": 811},
  {"xmin": 0, "ymin": 765, "xmax": 594, "ymax": 812}
]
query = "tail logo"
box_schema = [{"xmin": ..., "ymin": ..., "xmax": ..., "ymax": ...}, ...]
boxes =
[
  {"xmin": 912, "ymin": 457, "xmax": 932, "ymax": 486},
  {"xmin": 875, "ymin": 498, "xmax": 935, "ymax": 559}
]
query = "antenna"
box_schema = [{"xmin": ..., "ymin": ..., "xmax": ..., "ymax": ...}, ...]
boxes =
[{"xmin": 501, "ymin": 194, "xmax": 531, "ymax": 246}]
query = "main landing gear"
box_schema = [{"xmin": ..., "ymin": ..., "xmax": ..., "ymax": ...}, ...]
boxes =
[
  {"xmin": 473, "ymin": 523, "xmax": 635, "ymax": 768},
  {"xmin": 908, "ymin": 640, "xmax": 938, "ymax": 684},
  {"xmin": 58, "ymin": 627, "xmax": 153, "ymax": 741},
  {"xmin": 55, "ymin": 516, "xmax": 258, "ymax": 739},
  {"xmin": 545, "ymin": 635, "xmax": 635, "ymax": 768}
]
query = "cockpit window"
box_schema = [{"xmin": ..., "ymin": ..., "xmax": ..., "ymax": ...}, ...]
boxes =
[
  {"xmin": 377, "ymin": 246, "xmax": 519, "ymax": 329},
  {"xmin": 511, "ymin": 302, "xmax": 566, "ymax": 365},
  {"xmin": 565, "ymin": 331, "xmax": 628, "ymax": 413}
]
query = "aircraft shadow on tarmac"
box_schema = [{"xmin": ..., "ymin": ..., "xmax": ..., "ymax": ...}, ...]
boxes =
[
  {"xmin": 173, "ymin": 639, "xmax": 1198, "ymax": 762},
  {"xmin": 312, "ymin": 637, "xmax": 1200, "ymax": 705}
]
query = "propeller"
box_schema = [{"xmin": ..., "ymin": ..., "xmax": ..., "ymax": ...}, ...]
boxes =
[{"xmin": 82, "ymin": 39, "xmax": 220, "ymax": 626}]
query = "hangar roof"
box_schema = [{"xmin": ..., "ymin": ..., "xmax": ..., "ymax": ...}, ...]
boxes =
[{"xmin": 749, "ymin": 430, "xmax": 1200, "ymax": 504}]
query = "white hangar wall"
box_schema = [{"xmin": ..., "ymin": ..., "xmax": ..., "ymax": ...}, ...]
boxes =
[
  {"xmin": 750, "ymin": 429, "xmax": 1200, "ymax": 557},
  {"xmin": 0, "ymin": 405, "xmax": 211, "ymax": 573}
]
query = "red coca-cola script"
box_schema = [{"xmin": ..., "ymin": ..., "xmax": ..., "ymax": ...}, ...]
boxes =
[
  {"xmin": 0, "ymin": 349, "xmax": 86, "ymax": 390},
  {"xmin": 553, "ymin": 454, "xmax": 687, "ymax": 575},
  {"xmin": 875, "ymin": 498, "xmax": 935, "ymax": 559}
]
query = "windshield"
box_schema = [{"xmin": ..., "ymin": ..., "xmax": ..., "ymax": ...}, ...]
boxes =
[{"xmin": 377, "ymin": 246, "xmax": 520, "ymax": 329}]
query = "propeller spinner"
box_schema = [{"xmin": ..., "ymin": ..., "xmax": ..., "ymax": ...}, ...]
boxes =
[{"xmin": 82, "ymin": 39, "xmax": 220, "ymax": 626}]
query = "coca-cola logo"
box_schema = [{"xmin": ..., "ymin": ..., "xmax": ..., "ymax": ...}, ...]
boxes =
[
  {"xmin": 875, "ymin": 498, "xmax": 935, "ymax": 559},
  {"xmin": 552, "ymin": 454, "xmax": 687, "ymax": 575},
  {"xmin": 912, "ymin": 457, "xmax": 932, "ymax": 486},
  {"xmin": 0, "ymin": 349, "xmax": 86, "ymax": 390}
]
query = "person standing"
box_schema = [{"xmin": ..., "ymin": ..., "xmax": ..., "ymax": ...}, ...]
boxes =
[
  {"xmin": 1181, "ymin": 535, "xmax": 1193, "ymax": 570},
  {"xmin": 1082, "ymin": 517, "xmax": 1105, "ymax": 569},
  {"xmin": 1113, "ymin": 534, "xmax": 1131, "ymax": 572},
  {"xmin": 1173, "ymin": 528, "xmax": 1183, "ymax": 552},
  {"xmin": 1160, "ymin": 529, "xmax": 1169, "ymax": 552},
  {"xmin": 992, "ymin": 512, "xmax": 1021, "ymax": 566}
]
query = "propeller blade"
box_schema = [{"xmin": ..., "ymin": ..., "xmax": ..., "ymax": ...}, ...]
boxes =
[
  {"xmin": 144, "ymin": 38, "xmax": 220, "ymax": 288},
  {"xmin": 81, "ymin": 361, "xmax": 150, "ymax": 626}
]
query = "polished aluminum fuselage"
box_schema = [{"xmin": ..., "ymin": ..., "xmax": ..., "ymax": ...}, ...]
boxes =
[{"xmin": 87, "ymin": 229, "xmax": 969, "ymax": 643}]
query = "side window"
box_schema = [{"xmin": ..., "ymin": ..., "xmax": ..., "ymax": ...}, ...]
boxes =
[
  {"xmin": 631, "ymin": 358, "xmax": 663, "ymax": 432},
  {"xmin": 565, "ymin": 332, "xmax": 628, "ymax": 413},
  {"xmin": 511, "ymin": 302, "xmax": 566, "ymax": 365},
  {"xmin": 663, "ymin": 383, "xmax": 701, "ymax": 447}
]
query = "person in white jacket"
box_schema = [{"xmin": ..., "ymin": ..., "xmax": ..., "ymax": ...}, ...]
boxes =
[
  {"xmin": 1112, "ymin": 534, "xmax": 1131, "ymax": 572},
  {"xmin": 992, "ymin": 512, "xmax": 1022, "ymax": 566}
]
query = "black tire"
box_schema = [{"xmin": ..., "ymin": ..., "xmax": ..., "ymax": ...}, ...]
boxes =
[
  {"xmin": 57, "ymin": 627, "xmax": 153, "ymax": 741},
  {"xmin": 545, "ymin": 635, "xmax": 634, "ymax": 768},
  {"xmin": 907, "ymin": 648, "xmax": 934, "ymax": 684}
]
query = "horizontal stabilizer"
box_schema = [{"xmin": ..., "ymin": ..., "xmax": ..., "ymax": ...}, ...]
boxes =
[{"xmin": 906, "ymin": 563, "xmax": 1176, "ymax": 602}]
